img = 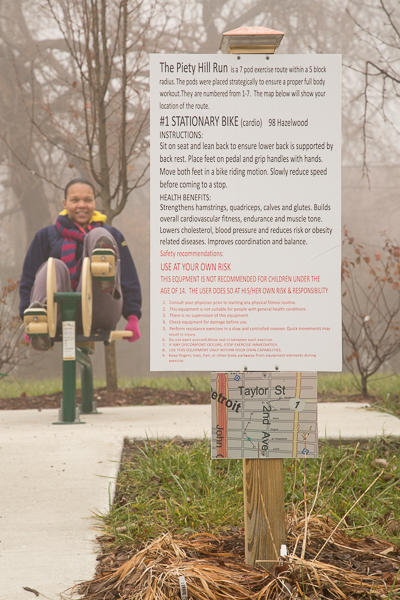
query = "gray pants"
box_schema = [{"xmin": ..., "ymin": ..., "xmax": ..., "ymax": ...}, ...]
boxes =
[{"xmin": 30, "ymin": 229, "xmax": 123, "ymax": 331}]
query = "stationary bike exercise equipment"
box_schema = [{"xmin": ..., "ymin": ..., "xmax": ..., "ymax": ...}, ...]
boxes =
[{"xmin": 24, "ymin": 254, "xmax": 131, "ymax": 424}]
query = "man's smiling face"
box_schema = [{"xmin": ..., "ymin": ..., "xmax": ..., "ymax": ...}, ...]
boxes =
[{"xmin": 63, "ymin": 183, "xmax": 96, "ymax": 226}]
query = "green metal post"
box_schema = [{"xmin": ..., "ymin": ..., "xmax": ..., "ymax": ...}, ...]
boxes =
[
  {"xmin": 77, "ymin": 347, "xmax": 97, "ymax": 414},
  {"xmin": 53, "ymin": 292, "xmax": 84, "ymax": 424}
]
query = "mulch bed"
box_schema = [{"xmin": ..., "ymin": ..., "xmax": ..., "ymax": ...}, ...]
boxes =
[
  {"xmin": 72, "ymin": 438, "xmax": 400, "ymax": 600},
  {"xmin": 0, "ymin": 386, "xmax": 210, "ymax": 410},
  {"xmin": 78, "ymin": 517, "xmax": 400, "ymax": 600}
]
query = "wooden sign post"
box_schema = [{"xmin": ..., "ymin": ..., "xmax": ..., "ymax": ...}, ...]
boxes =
[
  {"xmin": 219, "ymin": 26, "xmax": 287, "ymax": 568},
  {"xmin": 243, "ymin": 458, "xmax": 286, "ymax": 566}
]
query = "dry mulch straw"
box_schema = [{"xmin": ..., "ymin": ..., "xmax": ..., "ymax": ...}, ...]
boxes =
[{"xmin": 76, "ymin": 512, "xmax": 400, "ymax": 600}]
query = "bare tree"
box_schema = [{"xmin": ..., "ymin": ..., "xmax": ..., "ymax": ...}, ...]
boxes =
[
  {"xmin": 342, "ymin": 229, "xmax": 400, "ymax": 397},
  {"xmin": 23, "ymin": 0, "xmax": 186, "ymax": 220},
  {"xmin": 0, "ymin": 0, "xmax": 53, "ymax": 245},
  {"xmin": 0, "ymin": 279, "xmax": 27, "ymax": 380},
  {"xmin": 347, "ymin": 0, "xmax": 400, "ymax": 175},
  {"xmin": 27, "ymin": 0, "xmax": 153, "ymax": 222},
  {"xmin": 14, "ymin": 0, "xmax": 178, "ymax": 388}
]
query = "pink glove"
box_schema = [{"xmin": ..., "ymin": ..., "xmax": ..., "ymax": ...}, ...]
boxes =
[
  {"xmin": 125, "ymin": 315, "xmax": 141, "ymax": 343},
  {"xmin": 24, "ymin": 333, "xmax": 31, "ymax": 344}
]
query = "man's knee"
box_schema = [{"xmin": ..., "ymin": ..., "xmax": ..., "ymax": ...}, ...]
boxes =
[{"xmin": 86, "ymin": 228, "xmax": 117, "ymax": 246}]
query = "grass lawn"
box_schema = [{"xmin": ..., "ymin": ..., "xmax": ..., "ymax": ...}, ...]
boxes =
[{"xmin": 103, "ymin": 437, "xmax": 400, "ymax": 550}]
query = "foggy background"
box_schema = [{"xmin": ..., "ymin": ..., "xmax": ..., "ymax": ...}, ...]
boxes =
[{"xmin": 1, "ymin": 0, "xmax": 399, "ymax": 382}]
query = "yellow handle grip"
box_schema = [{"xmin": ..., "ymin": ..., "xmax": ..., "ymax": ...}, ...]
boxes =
[
  {"xmin": 91, "ymin": 262, "xmax": 112, "ymax": 276},
  {"xmin": 108, "ymin": 330, "xmax": 133, "ymax": 342}
]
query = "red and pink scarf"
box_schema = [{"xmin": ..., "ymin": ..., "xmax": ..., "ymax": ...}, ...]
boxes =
[{"xmin": 56, "ymin": 213, "xmax": 104, "ymax": 289}]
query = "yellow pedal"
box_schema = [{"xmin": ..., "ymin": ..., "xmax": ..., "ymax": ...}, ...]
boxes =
[
  {"xmin": 24, "ymin": 309, "xmax": 49, "ymax": 335},
  {"xmin": 91, "ymin": 249, "xmax": 115, "ymax": 279}
]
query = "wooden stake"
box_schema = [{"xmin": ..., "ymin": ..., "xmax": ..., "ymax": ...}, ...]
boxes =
[
  {"xmin": 243, "ymin": 458, "xmax": 286, "ymax": 567},
  {"xmin": 105, "ymin": 341, "xmax": 118, "ymax": 392}
]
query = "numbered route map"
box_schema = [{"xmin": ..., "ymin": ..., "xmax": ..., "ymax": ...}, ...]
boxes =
[{"xmin": 211, "ymin": 371, "xmax": 318, "ymax": 459}]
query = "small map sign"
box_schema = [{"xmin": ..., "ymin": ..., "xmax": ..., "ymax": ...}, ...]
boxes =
[{"xmin": 211, "ymin": 371, "xmax": 318, "ymax": 459}]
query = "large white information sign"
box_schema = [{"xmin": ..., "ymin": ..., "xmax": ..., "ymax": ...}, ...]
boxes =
[{"xmin": 150, "ymin": 54, "xmax": 341, "ymax": 371}]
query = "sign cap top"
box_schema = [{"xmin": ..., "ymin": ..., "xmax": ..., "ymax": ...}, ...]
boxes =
[
  {"xmin": 220, "ymin": 26, "xmax": 284, "ymax": 54},
  {"xmin": 223, "ymin": 26, "xmax": 285, "ymax": 37}
]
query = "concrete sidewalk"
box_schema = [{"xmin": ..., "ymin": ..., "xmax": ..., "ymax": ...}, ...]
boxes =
[{"xmin": 1, "ymin": 402, "xmax": 400, "ymax": 600}]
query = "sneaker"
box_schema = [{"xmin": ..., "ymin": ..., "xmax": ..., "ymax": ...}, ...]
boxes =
[
  {"xmin": 31, "ymin": 334, "xmax": 52, "ymax": 352},
  {"xmin": 24, "ymin": 302, "xmax": 52, "ymax": 352}
]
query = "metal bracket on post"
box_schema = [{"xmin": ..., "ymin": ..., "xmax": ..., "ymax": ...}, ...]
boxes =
[{"xmin": 77, "ymin": 346, "xmax": 101, "ymax": 415}]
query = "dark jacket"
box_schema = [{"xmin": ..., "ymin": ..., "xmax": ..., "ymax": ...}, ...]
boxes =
[{"xmin": 19, "ymin": 223, "xmax": 142, "ymax": 320}]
